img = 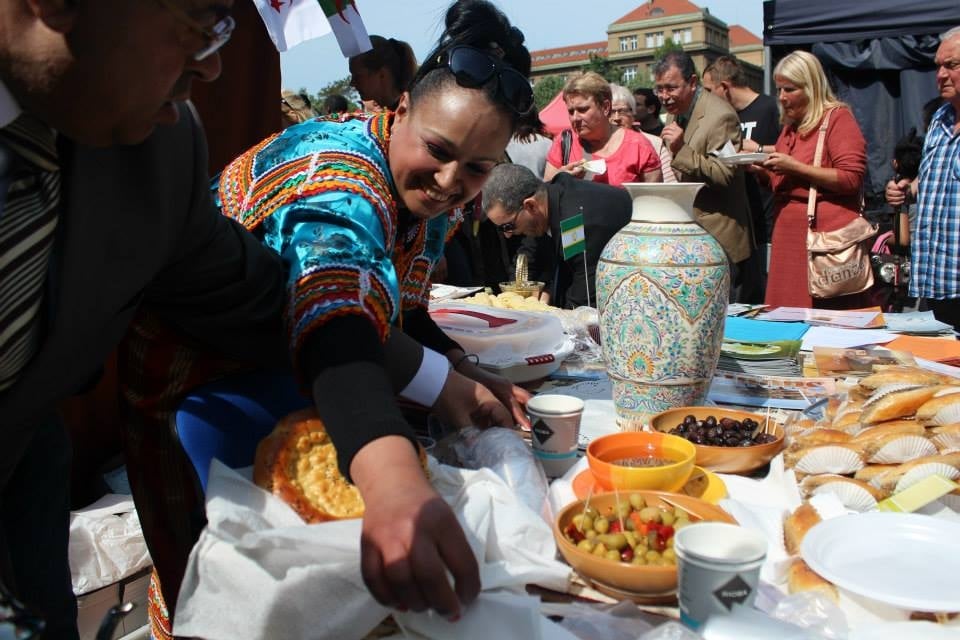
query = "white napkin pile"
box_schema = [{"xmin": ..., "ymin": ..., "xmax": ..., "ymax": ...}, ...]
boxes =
[
  {"xmin": 69, "ymin": 494, "xmax": 152, "ymax": 595},
  {"xmin": 173, "ymin": 459, "xmax": 573, "ymax": 640}
]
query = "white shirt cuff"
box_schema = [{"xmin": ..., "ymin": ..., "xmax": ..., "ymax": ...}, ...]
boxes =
[{"xmin": 398, "ymin": 347, "xmax": 449, "ymax": 407}]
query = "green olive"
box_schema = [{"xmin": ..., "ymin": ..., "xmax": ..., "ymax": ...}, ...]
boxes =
[
  {"xmin": 605, "ymin": 549, "xmax": 621, "ymax": 562},
  {"xmin": 645, "ymin": 550, "xmax": 661, "ymax": 562},
  {"xmin": 625, "ymin": 517, "xmax": 636, "ymax": 531},
  {"xmin": 663, "ymin": 548, "xmax": 677, "ymax": 562},
  {"xmin": 673, "ymin": 518, "xmax": 691, "ymax": 531},
  {"xmin": 639, "ymin": 507, "xmax": 662, "ymax": 524},
  {"xmin": 572, "ymin": 514, "xmax": 594, "ymax": 532},
  {"xmin": 660, "ymin": 510, "xmax": 676, "ymax": 526},
  {"xmin": 623, "ymin": 531, "xmax": 638, "ymax": 548},
  {"xmin": 585, "ymin": 529, "xmax": 597, "ymax": 540},
  {"xmin": 594, "ymin": 517, "xmax": 610, "ymax": 534},
  {"xmin": 631, "ymin": 554, "xmax": 647, "ymax": 565},
  {"xmin": 598, "ymin": 533, "xmax": 627, "ymax": 551},
  {"xmin": 592, "ymin": 543, "xmax": 608, "ymax": 557},
  {"xmin": 629, "ymin": 493, "xmax": 646, "ymax": 510},
  {"xmin": 577, "ymin": 539, "xmax": 596, "ymax": 553},
  {"xmin": 615, "ymin": 502, "xmax": 632, "ymax": 520},
  {"xmin": 583, "ymin": 507, "xmax": 599, "ymax": 519}
]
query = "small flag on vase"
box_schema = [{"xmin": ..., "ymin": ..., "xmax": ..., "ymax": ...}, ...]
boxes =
[
  {"xmin": 318, "ymin": 0, "xmax": 372, "ymax": 57},
  {"xmin": 252, "ymin": 0, "xmax": 331, "ymax": 52},
  {"xmin": 560, "ymin": 212, "xmax": 586, "ymax": 260}
]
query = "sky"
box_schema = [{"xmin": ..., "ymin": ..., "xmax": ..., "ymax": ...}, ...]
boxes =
[{"xmin": 279, "ymin": 0, "xmax": 767, "ymax": 95}]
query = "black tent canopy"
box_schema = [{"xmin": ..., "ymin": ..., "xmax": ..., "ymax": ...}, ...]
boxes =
[
  {"xmin": 762, "ymin": 0, "xmax": 960, "ymax": 213},
  {"xmin": 762, "ymin": 0, "xmax": 960, "ymax": 45}
]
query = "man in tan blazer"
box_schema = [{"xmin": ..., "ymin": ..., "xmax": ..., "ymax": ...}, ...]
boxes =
[{"xmin": 654, "ymin": 52, "xmax": 753, "ymax": 296}]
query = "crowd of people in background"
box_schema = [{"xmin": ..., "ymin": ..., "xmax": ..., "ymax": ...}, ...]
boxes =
[{"xmin": 283, "ymin": 24, "xmax": 960, "ymax": 329}]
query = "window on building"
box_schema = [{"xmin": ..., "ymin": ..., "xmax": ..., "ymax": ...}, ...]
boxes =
[
  {"xmin": 622, "ymin": 66, "xmax": 637, "ymax": 84},
  {"xmin": 619, "ymin": 35, "xmax": 638, "ymax": 51},
  {"xmin": 645, "ymin": 31, "xmax": 664, "ymax": 48},
  {"xmin": 672, "ymin": 28, "xmax": 692, "ymax": 45}
]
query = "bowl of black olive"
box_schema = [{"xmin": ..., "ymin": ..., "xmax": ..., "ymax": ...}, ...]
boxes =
[{"xmin": 648, "ymin": 407, "xmax": 784, "ymax": 474}]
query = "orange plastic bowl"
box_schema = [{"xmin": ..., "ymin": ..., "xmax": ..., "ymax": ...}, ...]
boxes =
[
  {"xmin": 553, "ymin": 491, "xmax": 736, "ymax": 595},
  {"xmin": 587, "ymin": 431, "xmax": 696, "ymax": 492},
  {"xmin": 649, "ymin": 406, "xmax": 785, "ymax": 474}
]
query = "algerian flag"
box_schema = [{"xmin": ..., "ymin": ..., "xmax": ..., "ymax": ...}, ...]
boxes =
[
  {"xmin": 560, "ymin": 212, "xmax": 586, "ymax": 260},
  {"xmin": 318, "ymin": 0, "xmax": 371, "ymax": 57},
  {"xmin": 252, "ymin": 0, "xmax": 331, "ymax": 52}
]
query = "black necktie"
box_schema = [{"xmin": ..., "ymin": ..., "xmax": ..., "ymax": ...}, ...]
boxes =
[{"xmin": 0, "ymin": 114, "xmax": 60, "ymax": 393}]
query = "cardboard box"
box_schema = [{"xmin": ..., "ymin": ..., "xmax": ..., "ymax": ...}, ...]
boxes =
[{"xmin": 76, "ymin": 568, "xmax": 151, "ymax": 640}]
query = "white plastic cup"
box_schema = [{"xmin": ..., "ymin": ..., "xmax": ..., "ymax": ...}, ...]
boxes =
[
  {"xmin": 674, "ymin": 522, "xmax": 768, "ymax": 631},
  {"xmin": 526, "ymin": 394, "xmax": 584, "ymax": 477}
]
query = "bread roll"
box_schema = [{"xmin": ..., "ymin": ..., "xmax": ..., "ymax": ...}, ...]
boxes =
[
  {"xmin": 858, "ymin": 368, "xmax": 944, "ymax": 391},
  {"xmin": 851, "ymin": 421, "xmax": 924, "ymax": 443},
  {"xmin": 859, "ymin": 385, "xmax": 940, "ymax": 425},
  {"xmin": 789, "ymin": 429, "xmax": 853, "ymax": 449},
  {"xmin": 799, "ymin": 474, "xmax": 886, "ymax": 501},
  {"xmin": 787, "ymin": 559, "xmax": 838, "ymax": 602},
  {"xmin": 783, "ymin": 503, "xmax": 821, "ymax": 556},
  {"xmin": 254, "ymin": 409, "xmax": 366, "ymax": 523}
]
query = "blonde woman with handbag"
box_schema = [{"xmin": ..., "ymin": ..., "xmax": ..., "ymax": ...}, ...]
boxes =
[{"xmin": 752, "ymin": 50, "xmax": 874, "ymax": 309}]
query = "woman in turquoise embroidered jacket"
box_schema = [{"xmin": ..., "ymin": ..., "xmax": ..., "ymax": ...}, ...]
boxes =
[{"xmin": 213, "ymin": 0, "xmax": 540, "ymax": 620}]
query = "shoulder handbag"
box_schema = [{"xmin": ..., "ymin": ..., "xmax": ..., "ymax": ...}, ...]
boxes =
[{"xmin": 806, "ymin": 109, "xmax": 877, "ymax": 299}]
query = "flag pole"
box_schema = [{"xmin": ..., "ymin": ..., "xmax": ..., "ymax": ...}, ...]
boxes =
[{"xmin": 580, "ymin": 206, "xmax": 591, "ymax": 308}]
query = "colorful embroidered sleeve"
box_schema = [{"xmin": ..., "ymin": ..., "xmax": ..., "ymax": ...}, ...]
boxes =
[{"xmin": 214, "ymin": 116, "xmax": 400, "ymax": 370}]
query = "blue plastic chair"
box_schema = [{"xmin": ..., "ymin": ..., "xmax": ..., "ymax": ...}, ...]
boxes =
[{"xmin": 170, "ymin": 369, "xmax": 311, "ymax": 492}]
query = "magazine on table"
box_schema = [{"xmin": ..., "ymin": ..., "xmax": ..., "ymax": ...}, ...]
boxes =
[{"xmin": 761, "ymin": 307, "xmax": 882, "ymax": 329}]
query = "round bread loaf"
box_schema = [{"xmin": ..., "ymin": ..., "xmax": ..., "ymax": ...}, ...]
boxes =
[{"xmin": 253, "ymin": 409, "xmax": 365, "ymax": 523}]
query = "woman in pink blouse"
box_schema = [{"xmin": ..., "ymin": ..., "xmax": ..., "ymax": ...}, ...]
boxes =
[{"xmin": 544, "ymin": 71, "xmax": 662, "ymax": 187}]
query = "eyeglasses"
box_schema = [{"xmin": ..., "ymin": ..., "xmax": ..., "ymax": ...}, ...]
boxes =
[
  {"xmin": 610, "ymin": 108, "xmax": 633, "ymax": 117},
  {"xmin": 938, "ymin": 59, "xmax": 960, "ymax": 71},
  {"xmin": 497, "ymin": 209, "xmax": 521, "ymax": 234},
  {"xmin": 653, "ymin": 83, "xmax": 687, "ymax": 96},
  {"xmin": 154, "ymin": 0, "xmax": 236, "ymax": 61},
  {"xmin": 427, "ymin": 46, "xmax": 534, "ymax": 115}
]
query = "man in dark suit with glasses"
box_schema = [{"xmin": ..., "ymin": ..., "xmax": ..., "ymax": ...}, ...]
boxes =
[{"xmin": 0, "ymin": 2, "xmax": 285, "ymax": 636}]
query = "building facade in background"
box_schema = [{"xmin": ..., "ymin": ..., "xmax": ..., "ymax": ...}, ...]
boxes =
[{"xmin": 530, "ymin": 0, "xmax": 764, "ymax": 91}]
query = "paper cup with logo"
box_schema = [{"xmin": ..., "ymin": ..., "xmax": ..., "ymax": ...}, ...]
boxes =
[
  {"xmin": 527, "ymin": 394, "xmax": 584, "ymax": 477},
  {"xmin": 674, "ymin": 522, "xmax": 767, "ymax": 630}
]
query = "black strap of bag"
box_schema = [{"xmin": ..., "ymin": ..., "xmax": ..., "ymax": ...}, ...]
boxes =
[{"xmin": 561, "ymin": 129, "xmax": 573, "ymax": 166}]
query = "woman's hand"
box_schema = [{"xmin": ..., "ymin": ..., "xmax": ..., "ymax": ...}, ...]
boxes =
[
  {"xmin": 352, "ymin": 437, "xmax": 481, "ymax": 619},
  {"xmin": 456, "ymin": 359, "xmax": 532, "ymax": 429},
  {"xmin": 433, "ymin": 368, "xmax": 515, "ymax": 428},
  {"xmin": 760, "ymin": 151, "xmax": 801, "ymax": 176},
  {"xmin": 558, "ymin": 160, "xmax": 586, "ymax": 178}
]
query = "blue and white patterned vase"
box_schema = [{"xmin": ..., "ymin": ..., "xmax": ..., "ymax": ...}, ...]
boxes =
[{"xmin": 596, "ymin": 183, "xmax": 729, "ymax": 424}]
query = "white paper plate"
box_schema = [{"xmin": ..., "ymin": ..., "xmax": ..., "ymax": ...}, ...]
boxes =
[
  {"xmin": 801, "ymin": 512, "xmax": 960, "ymax": 612},
  {"xmin": 719, "ymin": 152, "xmax": 769, "ymax": 165}
]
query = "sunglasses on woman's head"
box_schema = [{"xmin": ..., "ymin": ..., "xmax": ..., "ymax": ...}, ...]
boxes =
[{"xmin": 428, "ymin": 46, "xmax": 534, "ymax": 115}]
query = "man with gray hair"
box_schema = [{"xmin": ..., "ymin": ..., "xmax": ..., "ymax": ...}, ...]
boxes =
[
  {"xmin": 609, "ymin": 83, "xmax": 676, "ymax": 182},
  {"xmin": 886, "ymin": 26, "xmax": 960, "ymax": 331},
  {"xmin": 482, "ymin": 164, "xmax": 631, "ymax": 308},
  {"xmin": 654, "ymin": 51, "xmax": 752, "ymax": 299}
]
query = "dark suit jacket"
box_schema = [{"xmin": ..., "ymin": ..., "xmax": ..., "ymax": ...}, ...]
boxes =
[
  {"xmin": 667, "ymin": 89, "xmax": 752, "ymax": 263},
  {"xmin": 0, "ymin": 104, "xmax": 288, "ymax": 483},
  {"xmin": 522, "ymin": 173, "xmax": 632, "ymax": 308}
]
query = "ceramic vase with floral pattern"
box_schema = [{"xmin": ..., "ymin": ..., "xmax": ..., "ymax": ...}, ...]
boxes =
[{"xmin": 596, "ymin": 183, "xmax": 729, "ymax": 424}]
